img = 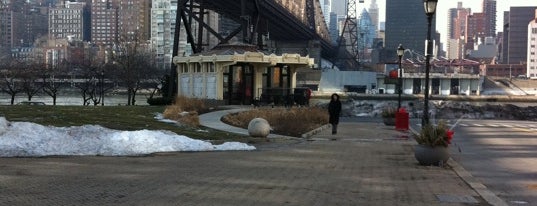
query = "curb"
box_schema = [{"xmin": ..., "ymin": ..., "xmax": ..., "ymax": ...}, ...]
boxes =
[
  {"xmin": 302, "ymin": 124, "xmax": 331, "ymax": 138},
  {"xmin": 448, "ymin": 158, "xmax": 509, "ymax": 206}
]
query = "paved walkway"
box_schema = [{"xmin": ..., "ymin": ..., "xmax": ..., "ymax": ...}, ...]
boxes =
[{"xmin": 0, "ymin": 109, "xmax": 496, "ymax": 205}]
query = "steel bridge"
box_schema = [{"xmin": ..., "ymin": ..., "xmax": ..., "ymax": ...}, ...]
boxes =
[{"xmin": 173, "ymin": 0, "xmax": 351, "ymax": 68}]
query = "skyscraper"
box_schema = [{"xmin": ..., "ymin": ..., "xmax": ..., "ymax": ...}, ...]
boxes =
[
  {"xmin": 331, "ymin": 0, "xmax": 346, "ymax": 17},
  {"xmin": 368, "ymin": 0, "xmax": 378, "ymax": 32},
  {"xmin": 385, "ymin": 0, "xmax": 435, "ymax": 56},
  {"xmin": 358, "ymin": 8, "xmax": 375, "ymax": 49},
  {"xmin": 506, "ymin": 7, "xmax": 537, "ymax": 64},
  {"xmin": 483, "ymin": 0, "xmax": 496, "ymax": 37},
  {"xmin": 501, "ymin": 11, "xmax": 509, "ymax": 63},
  {"xmin": 321, "ymin": 0, "xmax": 330, "ymax": 26}
]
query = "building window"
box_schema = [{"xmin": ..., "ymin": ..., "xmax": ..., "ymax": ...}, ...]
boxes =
[
  {"xmin": 209, "ymin": 63, "xmax": 215, "ymax": 73},
  {"xmin": 195, "ymin": 63, "xmax": 201, "ymax": 73}
]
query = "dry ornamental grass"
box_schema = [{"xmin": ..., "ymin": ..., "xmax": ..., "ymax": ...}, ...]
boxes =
[
  {"xmin": 222, "ymin": 107, "xmax": 329, "ymax": 137},
  {"xmin": 163, "ymin": 96, "xmax": 210, "ymax": 127}
]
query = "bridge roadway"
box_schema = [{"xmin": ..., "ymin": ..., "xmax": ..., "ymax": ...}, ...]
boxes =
[{"xmin": 186, "ymin": 0, "xmax": 337, "ymax": 60}]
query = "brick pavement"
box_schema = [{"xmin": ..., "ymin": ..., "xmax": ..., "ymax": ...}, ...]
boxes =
[{"xmin": 0, "ymin": 122, "xmax": 488, "ymax": 205}]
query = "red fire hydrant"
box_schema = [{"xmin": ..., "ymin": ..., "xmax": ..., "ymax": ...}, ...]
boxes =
[{"xmin": 395, "ymin": 108, "xmax": 409, "ymax": 131}]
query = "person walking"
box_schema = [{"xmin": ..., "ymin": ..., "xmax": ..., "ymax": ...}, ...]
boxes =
[{"xmin": 328, "ymin": 93, "xmax": 342, "ymax": 135}]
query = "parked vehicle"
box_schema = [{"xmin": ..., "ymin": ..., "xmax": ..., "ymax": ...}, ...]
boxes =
[{"xmin": 17, "ymin": 101, "xmax": 46, "ymax": 106}]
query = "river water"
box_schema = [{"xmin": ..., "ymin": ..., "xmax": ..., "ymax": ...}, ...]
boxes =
[{"xmin": 0, "ymin": 93, "xmax": 151, "ymax": 106}]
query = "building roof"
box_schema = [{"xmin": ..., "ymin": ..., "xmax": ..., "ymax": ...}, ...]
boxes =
[
  {"xmin": 173, "ymin": 44, "xmax": 314, "ymax": 67},
  {"xmin": 192, "ymin": 44, "xmax": 270, "ymax": 56}
]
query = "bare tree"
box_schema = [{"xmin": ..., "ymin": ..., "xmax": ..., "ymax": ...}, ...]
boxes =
[
  {"xmin": 73, "ymin": 60, "xmax": 104, "ymax": 106},
  {"xmin": 110, "ymin": 40, "xmax": 158, "ymax": 106},
  {"xmin": 19, "ymin": 60, "xmax": 44, "ymax": 101},
  {"xmin": 42, "ymin": 60, "xmax": 69, "ymax": 105},
  {"xmin": 0, "ymin": 60, "xmax": 23, "ymax": 105}
]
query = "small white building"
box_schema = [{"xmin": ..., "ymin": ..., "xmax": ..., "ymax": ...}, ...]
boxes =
[
  {"xmin": 377, "ymin": 72, "xmax": 482, "ymax": 96},
  {"xmin": 172, "ymin": 45, "xmax": 314, "ymax": 105},
  {"xmin": 528, "ymin": 9, "xmax": 537, "ymax": 79}
]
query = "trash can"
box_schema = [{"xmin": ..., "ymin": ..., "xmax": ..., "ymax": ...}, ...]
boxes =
[{"xmin": 395, "ymin": 108, "xmax": 409, "ymax": 131}]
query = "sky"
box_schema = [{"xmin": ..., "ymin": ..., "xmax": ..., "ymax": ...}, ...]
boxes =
[
  {"xmin": 354, "ymin": 0, "xmax": 537, "ymax": 49},
  {"xmin": 0, "ymin": 116, "xmax": 255, "ymax": 157}
]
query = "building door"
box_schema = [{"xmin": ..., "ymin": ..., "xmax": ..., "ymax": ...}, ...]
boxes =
[
  {"xmin": 223, "ymin": 64, "xmax": 253, "ymax": 105},
  {"xmin": 412, "ymin": 79, "xmax": 421, "ymax": 94},
  {"xmin": 261, "ymin": 65, "xmax": 291, "ymax": 105},
  {"xmin": 450, "ymin": 79, "xmax": 459, "ymax": 95},
  {"xmin": 432, "ymin": 79, "xmax": 440, "ymax": 95}
]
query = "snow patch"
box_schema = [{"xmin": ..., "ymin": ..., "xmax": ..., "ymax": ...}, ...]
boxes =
[{"xmin": 0, "ymin": 118, "xmax": 255, "ymax": 157}]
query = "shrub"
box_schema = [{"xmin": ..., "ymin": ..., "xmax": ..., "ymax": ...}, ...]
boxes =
[
  {"xmin": 221, "ymin": 107, "xmax": 329, "ymax": 137},
  {"xmin": 162, "ymin": 96, "xmax": 208, "ymax": 127},
  {"xmin": 414, "ymin": 121, "xmax": 454, "ymax": 147}
]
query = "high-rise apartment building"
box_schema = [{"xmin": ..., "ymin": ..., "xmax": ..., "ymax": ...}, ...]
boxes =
[
  {"xmin": 91, "ymin": 0, "xmax": 118, "ymax": 45},
  {"xmin": 118, "ymin": 0, "xmax": 151, "ymax": 41},
  {"xmin": 0, "ymin": 0, "xmax": 13, "ymax": 48},
  {"xmin": 466, "ymin": 12, "xmax": 486, "ymax": 49},
  {"xmin": 483, "ymin": 0, "xmax": 496, "ymax": 37},
  {"xmin": 151, "ymin": 0, "xmax": 185, "ymax": 71},
  {"xmin": 0, "ymin": 0, "xmax": 47, "ymax": 48},
  {"xmin": 49, "ymin": 1, "xmax": 87, "ymax": 41},
  {"xmin": 447, "ymin": 2, "xmax": 462, "ymax": 40},
  {"xmin": 446, "ymin": 3, "xmax": 471, "ymax": 59},
  {"xmin": 385, "ymin": 0, "xmax": 435, "ymax": 55},
  {"xmin": 527, "ymin": 9, "xmax": 537, "ymax": 78}
]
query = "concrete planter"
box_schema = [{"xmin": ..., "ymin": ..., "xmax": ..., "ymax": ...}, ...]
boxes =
[
  {"xmin": 414, "ymin": 144, "xmax": 449, "ymax": 166},
  {"xmin": 382, "ymin": 117, "xmax": 396, "ymax": 126}
]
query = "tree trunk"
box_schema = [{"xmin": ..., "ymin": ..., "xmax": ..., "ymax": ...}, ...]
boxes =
[{"xmin": 127, "ymin": 88, "xmax": 133, "ymax": 105}]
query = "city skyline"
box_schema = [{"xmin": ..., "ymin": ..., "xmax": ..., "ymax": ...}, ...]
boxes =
[{"xmin": 354, "ymin": 0, "xmax": 537, "ymax": 50}]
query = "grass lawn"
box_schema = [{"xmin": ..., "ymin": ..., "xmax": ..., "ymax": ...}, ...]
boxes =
[{"xmin": 0, "ymin": 105, "xmax": 258, "ymax": 143}]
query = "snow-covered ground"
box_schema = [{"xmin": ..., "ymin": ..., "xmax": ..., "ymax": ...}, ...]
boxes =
[{"xmin": 0, "ymin": 116, "xmax": 255, "ymax": 157}]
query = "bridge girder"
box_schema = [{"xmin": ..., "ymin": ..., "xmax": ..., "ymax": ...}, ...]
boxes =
[{"xmin": 172, "ymin": 0, "xmax": 335, "ymax": 57}]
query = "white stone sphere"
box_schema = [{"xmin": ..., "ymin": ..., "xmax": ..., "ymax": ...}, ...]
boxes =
[{"xmin": 247, "ymin": 118, "xmax": 271, "ymax": 137}]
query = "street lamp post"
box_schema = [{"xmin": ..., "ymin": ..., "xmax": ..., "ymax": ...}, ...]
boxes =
[
  {"xmin": 422, "ymin": 0, "xmax": 437, "ymax": 127},
  {"xmin": 397, "ymin": 44, "xmax": 404, "ymax": 109},
  {"xmin": 101, "ymin": 70, "xmax": 105, "ymax": 106}
]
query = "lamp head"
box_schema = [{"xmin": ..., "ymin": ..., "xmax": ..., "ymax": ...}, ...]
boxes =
[
  {"xmin": 423, "ymin": 0, "xmax": 438, "ymax": 16},
  {"xmin": 397, "ymin": 44, "xmax": 404, "ymax": 57}
]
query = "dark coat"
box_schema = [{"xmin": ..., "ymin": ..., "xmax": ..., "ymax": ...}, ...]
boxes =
[{"xmin": 328, "ymin": 98, "xmax": 342, "ymax": 125}]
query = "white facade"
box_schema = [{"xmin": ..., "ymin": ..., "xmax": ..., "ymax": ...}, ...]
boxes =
[
  {"xmin": 376, "ymin": 73, "xmax": 482, "ymax": 96},
  {"xmin": 528, "ymin": 10, "xmax": 537, "ymax": 79},
  {"xmin": 173, "ymin": 52, "xmax": 314, "ymax": 102},
  {"xmin": 318, "ymin": 69, "xmax": 377, "ymax": 93}
]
